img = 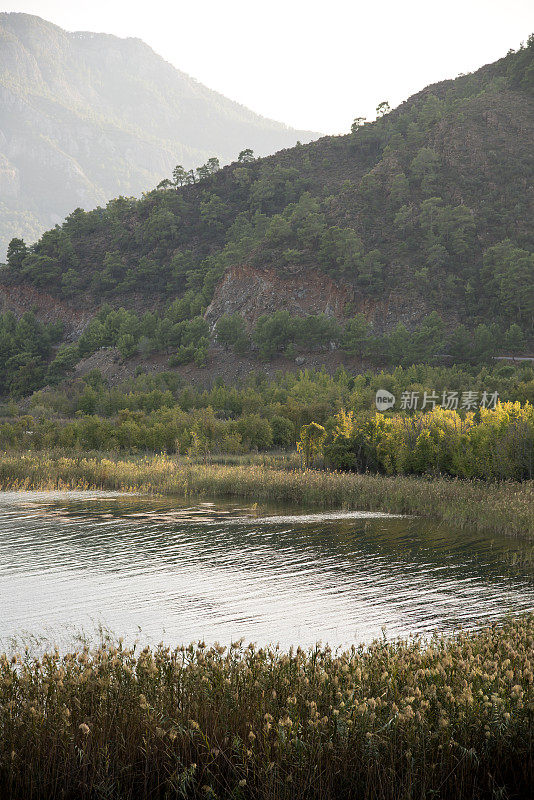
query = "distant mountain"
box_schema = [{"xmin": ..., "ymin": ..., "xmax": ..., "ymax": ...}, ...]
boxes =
[{"xmin": 0, "ymin": 12, "xmax": 318, "ymax": 257}]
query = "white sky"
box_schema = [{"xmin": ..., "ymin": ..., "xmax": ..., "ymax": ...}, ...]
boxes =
[{"xmin": 4, "ymin": 1, "xmax": 534, "ymax": 133}]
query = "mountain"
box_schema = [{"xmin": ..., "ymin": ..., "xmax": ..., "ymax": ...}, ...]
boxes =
[
  {"xmin": 0, "ymin": 36, "xmax": 533, "ymax": 397},
  {"xmin": 0, "ymin": 12, "xmax": 318, "ymax": 258}
]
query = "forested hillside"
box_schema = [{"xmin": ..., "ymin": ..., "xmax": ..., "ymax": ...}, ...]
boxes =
[
  {"xmin": 0, "ymin": 36, "xmax": 533, "ymax": 398},
  {"xmin": 0, "ymin": 12, "xmax": 317, "ymax": 258}
]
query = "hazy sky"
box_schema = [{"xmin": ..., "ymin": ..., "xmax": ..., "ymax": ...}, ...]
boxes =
[{"xmin": 4, "ymin": 1, "xmax": 534, "ymax": 133}]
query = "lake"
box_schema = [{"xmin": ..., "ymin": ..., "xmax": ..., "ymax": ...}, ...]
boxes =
[{"xmin": 0, "ymin": 491, "xmax": 532, "ymax": 649}]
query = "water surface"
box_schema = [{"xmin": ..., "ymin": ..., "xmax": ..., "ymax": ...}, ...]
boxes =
[{"xmin": 0, "ymin": 491, "xmax": 532, "ymax": 649}]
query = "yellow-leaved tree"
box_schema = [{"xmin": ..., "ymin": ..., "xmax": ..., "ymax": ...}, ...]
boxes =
[{"xmin": 297, "ymin": 422, "xmax": 327, "ymax": 469}]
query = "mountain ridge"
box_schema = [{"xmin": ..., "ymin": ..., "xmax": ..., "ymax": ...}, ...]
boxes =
[{"xmin": 0, "ymin": 12, "xmax": 319, "ymax": 258}]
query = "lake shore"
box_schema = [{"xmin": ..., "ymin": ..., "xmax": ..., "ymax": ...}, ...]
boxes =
[
  {"xmin": 0, "ymin": 453, "xmax": 532, "ymax": 538},
  {"xmin": 1, "ymin": 615, "xmax": 532, "ymax": 800}
]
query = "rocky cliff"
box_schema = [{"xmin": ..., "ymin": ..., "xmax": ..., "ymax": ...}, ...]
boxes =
[{"xmin": 205, "ymin": 264, "xmax": 353, "ymax": 330}]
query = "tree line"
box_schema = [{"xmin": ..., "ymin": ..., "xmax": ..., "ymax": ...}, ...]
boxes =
[
  {"xmin": 217, "ymin": 310, "xmax": 528, "ymax": 364},
  {"xmin": 2, "ymin": 363, "xmax": 532, "ymax": 478},
  {"xmin": 0, "ymin": 301, "xmax": 530, "ymax": 400},
  {"xmin": 300, "ymin": 402, "xmax": 534, "ymax": 480}
]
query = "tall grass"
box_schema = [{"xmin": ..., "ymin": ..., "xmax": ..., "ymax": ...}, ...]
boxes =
[
  {"xmin": 0, "ymin": 452, "xmax": 532, "ymax": 537},
  {"xmin": 1, "ymin": 616, "xmax": 532, "ymax": 799}
]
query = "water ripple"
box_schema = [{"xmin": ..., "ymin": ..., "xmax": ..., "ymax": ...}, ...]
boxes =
[{"xmin": 0, "ymin": 491, "xmax": 532, "ymax": 649}]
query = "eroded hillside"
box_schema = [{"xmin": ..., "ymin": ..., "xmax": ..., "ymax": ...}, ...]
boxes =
[{"xmin": 0, "ymin": 38, "xmax": 533, "ymax": 397}]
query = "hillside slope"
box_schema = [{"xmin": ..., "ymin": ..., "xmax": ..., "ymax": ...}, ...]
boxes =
[
  {"xmin": 0, "ymin": 12, "xmax": 317, "ymax": 258},
  {"xmin": 0, "ymin": 37, "xmax": 533, "ymax": 397}
]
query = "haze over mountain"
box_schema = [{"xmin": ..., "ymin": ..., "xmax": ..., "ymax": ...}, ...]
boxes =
[{"xmin": 0, "ymin": 12, "xmax": 318, "ymax": 258}]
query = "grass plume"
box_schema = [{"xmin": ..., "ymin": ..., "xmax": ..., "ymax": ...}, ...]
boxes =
[{"xmin": 1, "ymin": 616, "xmax": 533, "ymax": 799}]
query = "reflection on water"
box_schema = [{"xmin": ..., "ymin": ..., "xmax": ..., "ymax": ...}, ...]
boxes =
[{"xmin": 0, "ymin": 491, "xmax": 532, "ymax": 649}]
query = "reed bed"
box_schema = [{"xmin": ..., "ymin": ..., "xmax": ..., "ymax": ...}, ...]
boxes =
[
  {"xmin": 1, "ymin": 616, "xmax": 533, "ymax": 800},
  {"xmin": 0, "ymin": 453, "xmax": 532, "ymax": 538}
]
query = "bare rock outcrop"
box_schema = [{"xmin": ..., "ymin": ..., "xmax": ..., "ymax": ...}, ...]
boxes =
[
  {"xmin": 205, "ymin": 263, "xmax": 354, "ymax": 330},
  {"xmin": 0, "ymin": 282, "xmax": 92, "ymax": 337}
]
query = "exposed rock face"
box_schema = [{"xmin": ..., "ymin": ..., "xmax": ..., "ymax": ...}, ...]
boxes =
[
  {"xmin": 205, "ymin": 264, "xmax": 354, "ymax": 329},
  {"xmin": 0, "ymin": 12, "xmax": 319, "ymax": 257},
  {"xmin": 205, "ymin": 263, "xmax": 457, "ymax": 334},
  {"xmin": 0, "ymin": 283, "xmax": 92, "ymax": 337}
]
